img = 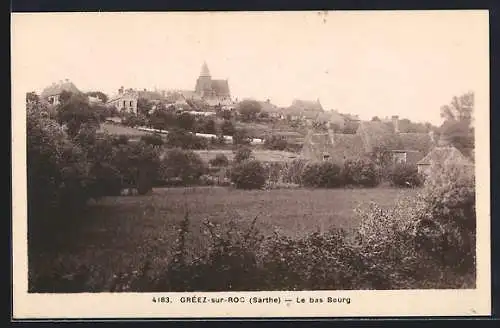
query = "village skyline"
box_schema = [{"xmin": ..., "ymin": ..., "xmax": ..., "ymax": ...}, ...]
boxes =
[{"xmin": 13, "ymin": 11, "xmax": 487, "ymax": 125}]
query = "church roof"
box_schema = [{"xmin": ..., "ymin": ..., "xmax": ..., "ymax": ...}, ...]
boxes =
[
  {"xmin": 200, "ymin": 61, "xmax": 211, "ymax": 77},
  {"xmin": 210, "ymin": 79, "xmax": 230, "ymax": 96}
]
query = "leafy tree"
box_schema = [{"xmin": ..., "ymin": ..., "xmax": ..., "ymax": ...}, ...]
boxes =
[
  {"xmin": 137, "ymin": 97, "xmax": 153, "ymax": 116},
  {"xmin": 209, "ymin": 153, "xmax": 230, "ymax": 167},
  {"xmin": 230, "ymin": 160, "xmax": 266, "ymax": 189},
  {"xmin": 264, "ymin": 135, "xmax": 288, "ymax": 151},
  {"xmin": 160, "ymin": 149, "xmax": 207, "ymax": 185},
  {"xmin": 177, "ymin": 112, "xmax": 196, "ymax": 131},
  {"xmin": 55, "ymin": 91, "xmax": 99, "ymax": 138},
  {"xmin": 111, "ymin": 142, "xmax": 161, "ymax": 194},
  {"xmin": 85, "ymin": 91, "xmax": 108, "ymax": 104},
  {"xmin": 440, "ymin": 92, "xmax": 474, "ymax": 123},
  {"xmin": 234, "ymin": 146, "xmax": 253, "ymax": 163},
  {"xmin": 439, "ymin": 92, "xmax": 475, "ymax": 156},
  {"xmin": 237, "ymin": 100, "xmax": 262, "ymax": 122},
  {"xmin": 232, "ymin": 128, "xmax": 251, "ymax": 145},
  {"xmin": 197, "ymin": 118, "xmax": 216, "ymax": 135},
  {"xmin": 371, "ymin": 116, "xmax": 381, "ymax": 122},
  {"xmin": 221, "ymin": 120, "xmax": 236, "ymax": 136}
]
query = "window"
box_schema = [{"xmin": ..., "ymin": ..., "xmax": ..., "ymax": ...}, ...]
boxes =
[
  {"xmin": 123, "ymin": 100, "xmax": 126, "ymax": 108},
  {"xmin": 130, "ymin": 101, "xmax": 133, "ymax": 107}
]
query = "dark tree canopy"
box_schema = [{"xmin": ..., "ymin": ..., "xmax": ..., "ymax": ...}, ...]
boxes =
[{"xmin": 237, "ymin": 100, "xmax": 262, "ymax": 122}]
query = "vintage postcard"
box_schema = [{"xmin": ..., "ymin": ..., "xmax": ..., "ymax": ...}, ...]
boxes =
[{"xmin": 12, "ymin": 10, "xmax": 490, "ymax": 319}]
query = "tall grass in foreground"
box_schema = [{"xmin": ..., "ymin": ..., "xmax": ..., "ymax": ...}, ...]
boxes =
[{"xmin": 29, "ymin": 165, "xmax": 475, "ymax": 292}]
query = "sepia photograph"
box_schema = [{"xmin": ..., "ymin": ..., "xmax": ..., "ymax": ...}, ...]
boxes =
[{"xmin": 12, "ymin": 10, "xmax": 490, "ymax": 318}]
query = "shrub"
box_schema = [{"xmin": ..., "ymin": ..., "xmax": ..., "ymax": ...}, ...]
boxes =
[
  {"xmin": 301, "ymin": 161, "xmax": 343, "ymax": 188},
  {"xmin": 389, "ymin": 163, "xmax": 423, "ymax": 187},
  {"xmin": 209, "ymin": 153, "xmax": 230, "ymax": 167},
  {"xmin": 232, "ymin": 128, "xmax": 251, "ymax": 145},
  {"xmin": 263, "ymin": 135, "xmax": 288, "ymax": 151},
  {"xmin": 220, "ymin": 120, "xmax": 235, "ymax": 136},
  {"xmin": 166, "ymin": 128, "xmax": 208, "ymax": 150},
  {"xmin": 282, "ymin": 159, "xmax": 307, "ymax": 185},
  {"xmin": 230, "ymin": 160, "xmax": 266, "ymax": 190},
  {"xmin": 342, "ymin": 158, "xmax": 380, "ymax": 187},
  {"xmin": 160, "ymin": 148, "xmax": 207, "ymax": 185},
  {"xmin": 141, "ymin": 134, "xmax": 164, "ymax": 147},
  {"xmin": 111, "ymin": 142, "xmax": 161, "ymax": 194},
  {"xmin": 233, "ymin": 146, "xmax": 253, "ymax": 163},
  {"xmin": 419, "ymin": 164, "xmax": 476, "ymax": 273},
  {"xmin": 352, "ymin": 165, "xmax": 476, "ymax": 288}
]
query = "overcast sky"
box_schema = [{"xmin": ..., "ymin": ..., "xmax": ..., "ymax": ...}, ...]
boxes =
[{"xmin": 12, "ymin": 11, "xmax": 488, "ymax": 125}]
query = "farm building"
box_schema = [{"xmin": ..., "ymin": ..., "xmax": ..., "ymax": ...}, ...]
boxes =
[
  {"xmin": 301, "ymin": 116, "xmax": 434, "ymax": 165},
  {"xmin": 416, "ymin": 137, "xmax": 474, "ymax": 176}
]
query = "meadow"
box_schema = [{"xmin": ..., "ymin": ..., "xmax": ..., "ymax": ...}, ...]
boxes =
[{"xmin": 29, "ymin": 186, "xmax": 417, "ymax": 292}]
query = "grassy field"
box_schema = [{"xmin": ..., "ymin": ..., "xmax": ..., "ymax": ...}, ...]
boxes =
[{"xmin": 29, "ymin": 186, "xmax": 418, "ymax": 290}]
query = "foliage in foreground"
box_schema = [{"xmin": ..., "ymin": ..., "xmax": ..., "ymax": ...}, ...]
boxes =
[{"xmin": 29, "ymin": 165, "xmax": 476, "ymax": 292}]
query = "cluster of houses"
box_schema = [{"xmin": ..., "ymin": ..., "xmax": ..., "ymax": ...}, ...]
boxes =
[{"xmin": 37, "ymin": 62, "xmax": 474, "ymax": 178}]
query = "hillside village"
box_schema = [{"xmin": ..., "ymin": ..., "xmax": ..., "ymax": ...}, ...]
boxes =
[
  {"xmin": 27, "ymin": 61, "xmax": 477, "ymax": 293},
  {"xmin": 31, "ymin": 61, "xmax": 474, "ymax": 178}
]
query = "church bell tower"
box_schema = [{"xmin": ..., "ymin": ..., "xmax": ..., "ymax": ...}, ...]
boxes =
[{"xmin": 195, "ymin": 61, "xmax": 214, "ymax": 98}]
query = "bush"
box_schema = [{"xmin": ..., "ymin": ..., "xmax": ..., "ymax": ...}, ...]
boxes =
[
  {"xmin": 160, "ymin": 148, "xmax": 207, "ymax": 185},
  {"xmin": 141, "ymin": 134, "xmax": 164, "ymax": 147},
  {"xmin": 166, "ymin": 128, "xmax": 208, "ymax": 150},
  {"xmin": 230, "ymin": 160, "xmax": 266, "ymax": 190},
  {"xmin": 352, "ymin": 165, "xmax": 476, "ymax": 288},
  {"xmin": 282, "ymin": 159, "xmax": 307, "ymax": 185},
  {"xmin": 233, "ymin": 146, "xmax": 253, "ymax": 163},
  {"xmin": 342, "ymin": 158, "xmax": 380, "ymax": 187},
  {"xmin": 263, "ymin": 135, "xmax": 288, "ymax": 151},
  {"xmin": 301, "ymin": 161, "xmax": 343, "ymax": 188},
  {"xmin": 209, "ymin": 153, "xmax": 230, "ymax": 167},
  {"xmin": 389, "ymin": 163, "xmax": 424, "ymax": 187}
]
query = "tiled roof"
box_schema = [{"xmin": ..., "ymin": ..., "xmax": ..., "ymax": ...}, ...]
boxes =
[
  {"xmin": 289, "ymin": 99, "xmax": 323, "ymax": 112},
  {"xmin": 398, "ymin": 132, "xmax": 433, "ymax": 153},
  {"xmin": 211, "ymin": 79, "xmax": 230, "ymax": 97},
  {"xmin": 300, "ymin": 130, "xmax": 364, "ymax": 163},
  {"xmin": 357, "ymin": 121, "xmax": 403, "ymax": 152},
  {"xmin": 417, "ymin": 146, "xmax": 474, "ymax": 166}
]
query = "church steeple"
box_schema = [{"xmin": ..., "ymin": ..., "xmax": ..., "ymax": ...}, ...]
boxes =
[{"xmin": 200, "ymin": 61, "xmax": 211, "ymax": 77}]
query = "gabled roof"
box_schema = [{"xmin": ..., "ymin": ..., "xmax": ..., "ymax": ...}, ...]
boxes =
[
  {"xmin": 300, "ymin": 130, "xmax": 364, "ymax": 163},
  {"xmin": 259, "ymin": 100, "xmax": 280, "ymax": 112},
  {"xmin": 315, "ymin": 110, "xmax": 346, "ymax": 124},
  {"xmin": 41, "ymin": 80, "xmax": 80, "ymax": 98},
  {"xmin": 289, "ymin": 99, "xmax": 323, "ymax": 112},
  {"xmin": 417, "ymin": 146, "xmax": 474, "ymax": 166},
  {"xmin": 211, "ymin": 79, "xmax": 230, "ymax": 96},
  {"xmin": 357, "ymin": 121, "xmax": 403, "ymax": 153},
  {"xmin": 398, "ymin": 132, "xmax": 433, "ymax": 153},
  {"xmin": 106, "ymin": 90, "xmax": 139, "ymax": 103}
]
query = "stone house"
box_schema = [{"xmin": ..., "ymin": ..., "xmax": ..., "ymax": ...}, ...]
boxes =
[{"xmin": 106, "ymin": 87, "xmax": 139, "ymax": 114}]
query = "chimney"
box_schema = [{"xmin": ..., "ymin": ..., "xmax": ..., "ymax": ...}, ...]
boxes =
[{"xmin": 391, "ymin": 115, "xmax": 399, "ymax": 133}]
